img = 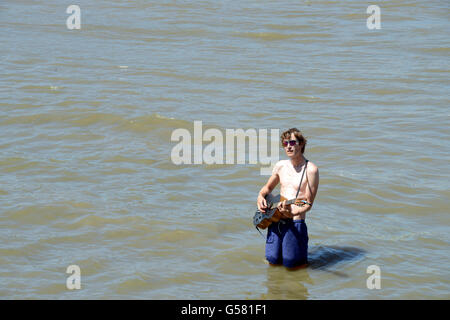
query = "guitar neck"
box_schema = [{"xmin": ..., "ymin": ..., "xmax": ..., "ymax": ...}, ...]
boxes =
[
  {"xmin": 271, "ymin": 198, "xmax": 310, "ymax": 208},
  {"xmin": 271, "ymin": 198, "xmax": 296, "ymax": 208}
]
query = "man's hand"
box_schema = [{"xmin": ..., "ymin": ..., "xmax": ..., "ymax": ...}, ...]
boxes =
[
  {"xmin": 257, "ymin": 194, "xmax": 268, "ymax": 213},
  {"xmin": 277, "ymin": 200, "xmax": 293, "ymax": 218}
]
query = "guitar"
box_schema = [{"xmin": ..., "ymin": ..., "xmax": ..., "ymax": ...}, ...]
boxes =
[{"xmin": 253, "ymin": 194, "xmax": 311, "ymax": 230}]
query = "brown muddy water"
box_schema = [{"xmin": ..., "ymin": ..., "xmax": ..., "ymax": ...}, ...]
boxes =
[{"xmin": 0, "ymin": 0, "xmax": 449, "ymax": 299}]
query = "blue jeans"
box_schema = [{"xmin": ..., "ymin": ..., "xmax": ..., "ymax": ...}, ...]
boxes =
[{"xmin": 265, "ymin": 219, "xmax": 309, "ymax": 268}]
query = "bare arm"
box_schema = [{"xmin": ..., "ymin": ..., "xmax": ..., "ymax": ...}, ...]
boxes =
[
  {"xmin": 292, "ymin": 165, "xmax": 319, "ymax": 216},
  {"xmin": 257, "ymin": 173, "xmax": 279, "ymax": 212}
]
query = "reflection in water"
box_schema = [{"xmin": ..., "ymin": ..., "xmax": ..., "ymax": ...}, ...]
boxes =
[
  {"xmin": 260, "ymin": 246, "xmax": 365, "ymax": 299},
  {"xmin": 261, "ymin": 264, "xmax": 313, "ymax": 300}
]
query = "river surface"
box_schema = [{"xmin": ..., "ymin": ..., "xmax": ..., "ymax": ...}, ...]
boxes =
[{"xmin": 0, "ymin": 0, "xmax": 449, "ymax": 299}]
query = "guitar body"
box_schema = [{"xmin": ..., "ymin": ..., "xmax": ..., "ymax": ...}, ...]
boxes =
[{"xmin": 253, "ymin": 194, "xmax": 287, "ymax": 230}]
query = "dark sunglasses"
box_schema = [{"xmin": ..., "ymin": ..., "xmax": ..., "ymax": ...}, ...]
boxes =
[{"xmin": 282, "ymin": 140, "xmax": 299, "ymax": 147}]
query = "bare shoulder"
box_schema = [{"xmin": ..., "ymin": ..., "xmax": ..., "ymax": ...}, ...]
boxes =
[
  {"xmin": 306, "ymin": 161, "xmax": 319, "ymax": 194},
  {"xmin": 273, "ymin": 159, "xmax": 289, "ymax": 171},
  {"xmin": 277, "ymin": 159, "xmax": 290, "ymax": 166},
  {"xmin": 269, "ymin": 160, "xmax": 287, "ymax": 180},
  {"xmin": 306, "ymin": 161, "xmax": 319, "ymax": 175}
]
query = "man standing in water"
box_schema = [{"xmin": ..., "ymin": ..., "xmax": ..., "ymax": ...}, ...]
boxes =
[{"xmin": 257, "ymin": 128, "xmax": 319, "ymax": 268}]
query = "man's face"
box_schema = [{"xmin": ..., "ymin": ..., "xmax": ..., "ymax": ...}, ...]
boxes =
[{"xmin": 283, "ymin": 133, "xmax": 303, "ymax": 158}]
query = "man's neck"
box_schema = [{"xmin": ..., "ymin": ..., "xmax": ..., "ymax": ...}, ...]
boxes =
[{"xmin": 290, "ymin": 155, "xmax": 305, "ymax": 167}]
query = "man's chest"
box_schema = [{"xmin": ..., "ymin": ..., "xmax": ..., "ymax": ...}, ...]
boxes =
[{"xmin": 279, "ymin": 167, "xmax": 305, "ymax": 192}]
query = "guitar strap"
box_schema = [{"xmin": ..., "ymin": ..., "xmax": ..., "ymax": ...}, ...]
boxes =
[
  {"xmin": 256, "ymin": 225, "xmax": 265, "ymax": 239},
  {"xmin": 295, "ymin": 160, "xmax": 308, "ymax": 200}
]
